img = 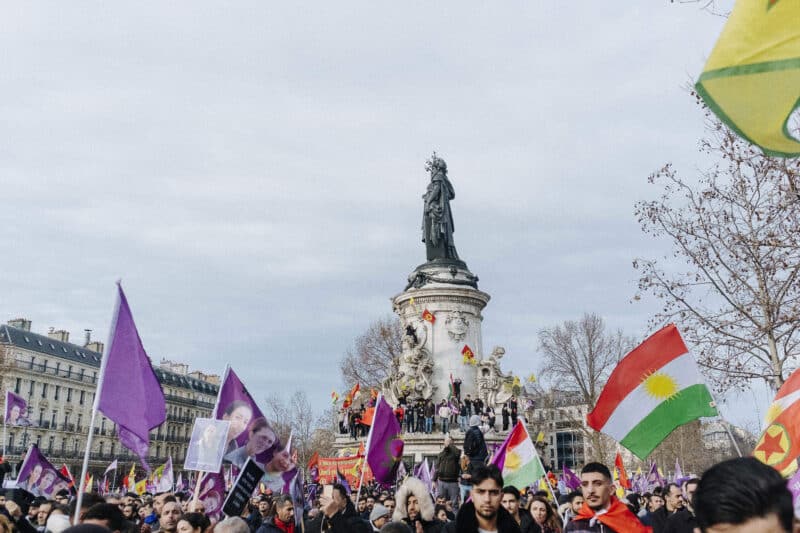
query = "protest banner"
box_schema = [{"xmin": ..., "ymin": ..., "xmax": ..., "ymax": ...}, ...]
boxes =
[
  {"xmin": 185, "ymin": 418, "xmax": 230, "ymax": 473},
  {"xmin": 222, "ymin": 458, "xmax": 265, "ymax": 517},
  {"xmin": 317, "ymin": 456, "xmax": 372, "ymax": 488},
  {"xmin": 17, "ymin": 445, "xmax": 71, "ymax": 498}
]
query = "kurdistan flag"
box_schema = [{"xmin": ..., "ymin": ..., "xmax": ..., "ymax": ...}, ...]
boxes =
[
  {"xmin": 490, "ymin": 421, "xmax": 545, "ymax": 490},
  {"xmin": 695, "ymin": 0, "xmax": 800, "ymax": 157},
  {"xmin": 587, "ymin": 324, "xmax": 718, "ymax": 459},
  {"xmin": 753, "ymin": 368, "xmax": 800, "ymax": 477}
]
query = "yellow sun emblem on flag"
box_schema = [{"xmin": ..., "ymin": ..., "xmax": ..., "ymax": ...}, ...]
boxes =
[
  {"xmin": 643, "ymin": 371, "xmax": 679, "ymax": 400},
  {"xmin": 505, "ymin": 450, "xmax": 522, "ymax": 471}
]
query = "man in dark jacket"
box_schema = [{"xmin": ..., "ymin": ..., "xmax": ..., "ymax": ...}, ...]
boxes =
[
  {"xmin": 320, "ymin": 483, "xmax": 370, "ymax": 533},
  {"xmin": 652, "ymin": 483, "xmax": 684, "ymax": 533},
  {"xmin": 664, "ymin": 478, "xmax": 699, "ymax": 533},
  {"xmin": 255, "ymin": 495, "xmax": 295, "ymax": 533},
  {"xmin": 501, "ymin": 486, "xmax": 541, "ymax": 533},
  {"xmin": 463, "ymin": 415, "xmax": 488, "ymax": 468},
  {"xmin": 435, "ymin": 436, "xmax": 461, "ymax": 509},
  {"xmin": 444, "ymin": 464, "xmax": 521, "ymax": 533}
]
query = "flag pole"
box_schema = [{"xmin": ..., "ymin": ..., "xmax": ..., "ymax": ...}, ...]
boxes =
[
  {"xmin": 355, "ymin": 393, "xmax": 380, "ymax": 503},
  {"xmin": 707, "ymin": 391, "xmax": 743, "ymax": 457},
  {"xmin": 73, "ymin": 285, "xmax": 121, "ymax": 524}
]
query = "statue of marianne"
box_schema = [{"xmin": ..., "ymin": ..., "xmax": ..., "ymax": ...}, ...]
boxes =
[{"xmin": 422, "ymin": 153, "xmax": 459, "ymax": 261}]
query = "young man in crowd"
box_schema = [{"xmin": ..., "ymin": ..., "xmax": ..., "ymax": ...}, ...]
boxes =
[
  {"xmin": 444, "ymin": 464, "xmax": 520, "ymax": 533},
  {"xmin": 652, "ymin": 483, "xmax": 684, "ymax": 533},
  {"xmin": 565, "ymin": 462, "xmax": 648, "ymax": 533}
]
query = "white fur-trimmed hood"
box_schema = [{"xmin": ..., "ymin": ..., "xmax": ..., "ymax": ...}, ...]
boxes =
[{"xmin": 392, "ymin": 475, "xmax": 435, "ymax": 522}]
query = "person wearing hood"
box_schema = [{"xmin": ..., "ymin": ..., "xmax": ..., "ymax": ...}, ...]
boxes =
[
  {"xmin": 368, "ymin": 505, "xmax": 391, "ymax": 532},
  {"xmin": 463, "ymin": 415, "xmax": 488, "ymax": 469},
  {"xmin": 320, "ymin": 483, "xmax": 370, "ymax": 533},
  {"xmin": 393, "ymin": 476, "xmax": 444, "ymax": 533},
  {"xmin": 444, "ymin": 464, "xmax": 522, "ymax": 533}
]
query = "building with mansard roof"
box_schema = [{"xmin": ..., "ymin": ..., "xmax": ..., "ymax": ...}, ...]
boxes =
[{"xmin": 0, "ymin": 318, "xmax": 219, "ymax": 479}]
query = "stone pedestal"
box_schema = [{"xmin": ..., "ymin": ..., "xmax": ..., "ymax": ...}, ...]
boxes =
[{"xmin": 391, "ymin": 260, "xmax": 490, "ymax": 403}]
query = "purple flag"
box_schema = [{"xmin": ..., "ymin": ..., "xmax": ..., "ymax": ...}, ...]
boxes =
[
  {"xmin": 365, "ymin": 395, "xmax": 404, "ymax": 488},
  {"xmin": 562, "ymin": 464, "xmax": 581, "ymax": 491},
  {"xmin": 396, "ymin": 460, "xmax": 407, "ymax": 483},
  {"xmin": 787, "ymin": 468, "xmax": 800, "ymax": 517},
  {"xmin": 213, "ymin": 367, "xmax": 281, "ymax": 468},
  {"xmin": 336, "ymin": 470, "xmax": 351, "ymax": 494},
  {"xmin": 97, "ymin": 284, "xmax": 166, "ymax": 471},
  {"xmin": 17, "ymin": 445, "xmax": 71, "ymax": 498},
  {"xmin": 645, "ymin": 462, "xmax": 664, "ymax": 490},
  {"xmin": 4, "ymin": 391, "xmax": 34, "ymax": 427},
  {"xmin": 289, "ymin": 469, "xmax": 305, "ymax": 527},
  {"xmin": 198, "ymin": 470, "xmax": 226, "ymax": 519},
  {"xmin": 418, "ymin": 460, "xmax": 433, "ymax": 494}
]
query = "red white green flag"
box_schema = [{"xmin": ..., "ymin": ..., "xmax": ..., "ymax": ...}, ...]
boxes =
[{"xmin": 587, "ymin": 324, "xmax": 718, "ymax": 459}]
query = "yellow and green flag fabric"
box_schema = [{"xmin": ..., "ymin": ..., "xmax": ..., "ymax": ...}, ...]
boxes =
[{"xmin": 696, "ymin": 0, "xmax": 800, "ymax": 157}]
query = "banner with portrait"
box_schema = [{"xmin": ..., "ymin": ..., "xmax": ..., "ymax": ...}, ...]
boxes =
[
  {"xmin": 16, "ymin": 445, "xmax": 71, "ymax": 497},
  {"xmin": 4, "ymin": 391, "xmax": 34, "ymax": 427},
  {"xmin": 185, "ymin": 418, "xmax": 230, "ymax": 473}
]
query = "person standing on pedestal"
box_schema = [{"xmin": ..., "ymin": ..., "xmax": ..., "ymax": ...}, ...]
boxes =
[
  {"xmin": 438, "ymin": 400, "xmax": 451, "ymax": 434},
  {"xmin": 502, "ymin": 404, "xmax": 510, "ymax": 432},
  {"xmin": 424, "ymin": 400, "xmax": 435, "ymax": 434},
  {"xmin": 464, "ymin": 395, "xmax": 473, "ymax": 417},
  {"xmin": 509, "ymin": 397, "xmax": 518, "ymax": 427},
  {"xmin": 458, "ymin": 402, "xmax": 469, "ymax": 432},
  {"xmin": 406, "ymin": 402, "xmax": 416, "ymax": 434}
]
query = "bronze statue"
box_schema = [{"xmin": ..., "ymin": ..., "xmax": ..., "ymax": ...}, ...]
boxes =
[{"xmin": 422, "ymin": 153, "xmax": 459, "ymax": 261}]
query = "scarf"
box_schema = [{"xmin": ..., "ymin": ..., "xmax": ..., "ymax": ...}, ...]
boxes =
[
  {"xmin": 273, "ymin": 517, "xmax": 295, "ymax": 533},
  {"xmin": 575, "ymin": 496, "xmax": 652, "ymax": 533}
]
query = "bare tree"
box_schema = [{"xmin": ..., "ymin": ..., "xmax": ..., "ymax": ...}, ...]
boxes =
[
  {"xmin": 339, "ymin": 315, "xmax": 402, "ymax": 389},
  {"xmin": 264, "ymin": 390, "xmax": 331, "ymax": 472},
  {"xmin": 634, "ymin": 115, "xmax": 800, "ymax": 392},
  {"xmin": 537, "ymin": 313, "xmax": 635, "ymax": 462}
]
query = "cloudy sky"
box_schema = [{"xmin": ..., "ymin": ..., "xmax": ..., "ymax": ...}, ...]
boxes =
[{"xmin": 2, "ymin": 2, "xmax": 766, "ymax": 430}]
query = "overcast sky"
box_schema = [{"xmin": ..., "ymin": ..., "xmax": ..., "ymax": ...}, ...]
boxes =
[{"xmin": 2, "ymin": 2, "xmax": 766, "ymax": 431}]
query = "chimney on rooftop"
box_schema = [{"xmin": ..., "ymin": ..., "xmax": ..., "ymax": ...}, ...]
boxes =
[
  {"xmin": 8, "ymin": 318, "xmax": 32, "ymax": 331},
  {"xmin": 48, "ymin": 329, "xmax": 70, "ymax": 342},
  {"xmin": 84, "ymin": 329, "xmax": 92, "ymax": 346}
]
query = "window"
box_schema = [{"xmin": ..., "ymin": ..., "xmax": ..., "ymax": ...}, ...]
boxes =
[
  {"xmin": 35, "ymin": 435, "xmax": 41, "ymax": 447},
  {"xmin": 61, "ymin": 439, "xmax": 66, "ymax": 454},
  {"xmin": 99, "ymin": 442, "xmax": 104, "ymax": 456},
  {"xmin": 41, "ymin": 383, "xmax": 48, "ymax": 398},
  {"xmin": 68, "ymin": 365, "xmax": 73, "ymax": 378},
  {"xmin": 101, "ymin": 418, "xmax": 106, "ymax": 432},
  {"xmin": 79, "ymin": 368, "xmax": 85, "ymax": 380},
  {"xmin": 14, "ymin": 378, "xmax": 21, "ymax": 394},
  {"xmin": 67, "ymin": 388, "xmax": 72, "ymax": 402},
  {"xmin": 92, "ymin": 372, "xmax": 97, "ymax": 383},
  {"xmin": 43, "ymin": 360, "xmax": 48, "ymax": 372},
  {"xmin": 73, "ymin": 439, "xmax": 79, "ymax": 453},
  {"xmin": 28, "ymin": 380, "xmax": 35, "ymax": 396},
  {"xmin": 63, "ymin": 413, "xmax": 69, "ymax": 428},
  {"xmin": 29, "ymin": 356, "xmax": 35, "ymax": 369},
  {"xmin": 54, "ymin": 386, "xmax": 60, "ymax": 401},
  {"xmin": 48, "ymin": 436, "xmax": 55, "ymax": 453},
  {"xmin": 79, "ymin": 390, "xmax": 85, "ymax": 405},
  {"xmin": 55, "ymin": 362, "xmax": 61, "ymax": 376},
  {"xmin": 77, "ymin": 414, "xmax": 83, "ymax": 430},
  {"xmin": 38, "ymin": 409, "xmax": 44, "ymax": 425},
  {"xmin": 50, "ymin": 410, "xmax": 57, "ymax": 427},
  {"xmin": 8, "ymin": 433, "xmax": 14, "ymax": 449}
]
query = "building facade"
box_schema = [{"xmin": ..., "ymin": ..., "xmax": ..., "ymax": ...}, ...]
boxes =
[{"xmin": 0, "ymin": 318, "xmax": 219, "ymax": 478}]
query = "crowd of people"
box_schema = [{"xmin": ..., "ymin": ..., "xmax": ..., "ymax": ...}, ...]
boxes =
[
  {"xmin": 339, "ymin": 394, "xmax": 521, "ymax": 438},
  {"xmin": 0, "ymin": 455, "xmax": 794, "ymax": 533}
]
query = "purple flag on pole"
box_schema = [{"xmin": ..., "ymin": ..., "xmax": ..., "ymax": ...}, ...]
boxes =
[
  {"xmin": 289, "ymin": 469, "xmax": 305, "ymax": 527},
  {"xmin": 213, "ymin": 367, "xmax": 281, "ymax": 468},
  {"xmin": 396, "ymin": 460, "xmax": 407, "ymax": 483},
  {"xmin": 97, "ymin": 284, "xmax": 166, "ymax": 471},
  {"xmin": 562, "ymin": 464, "xmax": 581, "ymax": 491},
  {"xmin": 365, "ymin": 395, "xmax": 404, "ymax": 488},
  {"xmin": 418, "ymin": 459, "xmax": 433, "ymax": 494},
  {"xmin": 198, "ymin": 470, "xmax": 226, "ymax": 520}
]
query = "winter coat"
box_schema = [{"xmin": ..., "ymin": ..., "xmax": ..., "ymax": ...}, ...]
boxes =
[
  {"xmin": 435, "ymin": 445, "xmax": 461, "ymax": 482},
  {"xmin": 393, "ymin": 476, "xmax": 443, "ymax": 532},
  {"xmin": 442, "ymin": 501, "xmax": 522, "ymax": 533},
  {"xmin": 463, "ymin": 426, "xmax": 488, "ymax": 464},
  {"xmin": 321, "ymin": 500, "xmax": 371, "ymax": 533},
  {"xmin": 255, "ymin": 517, "xmax": 294, "ymax": 533}
]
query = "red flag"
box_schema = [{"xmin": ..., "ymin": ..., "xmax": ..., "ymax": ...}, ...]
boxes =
[
  {"xmin": 60, "ymin": 464, "xmax": 75, "ymax": 489},
  {"xmin": 307, "ymin": 451, "xmax": 320, "ymax": 469},
  {"xmin": 422, "ymin": 309, "xmax": 435, "ymax": 323},
  {"xmin": 615, "ymin": 452, "xmax": 631, "ymax": 489},
  {"xmin": 462, "ymin": 345, "xmax": 475, "ymax": 364},
  {"xmin": 361, "ymin": 407, "xmax": 376, "ymax": 426},
  {"xmin": 343, "ymin": 383, "xmax": 360, "ymax": 409}
]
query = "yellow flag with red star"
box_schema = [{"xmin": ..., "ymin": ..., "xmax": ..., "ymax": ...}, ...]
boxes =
[
  {"xmin": 696, "ymin": 0, "xmax": 800, "ymax": 157},
  {"xmin": 422, "ymin": 309, "xmax": 435, "ymax": 323},
  {"xmin": 462, "ymin": 345, "xmax": 475, "ymax": 365},
  {"xmin": 754, "ymin": 369, "xmax": 800, "ymax": 476}
]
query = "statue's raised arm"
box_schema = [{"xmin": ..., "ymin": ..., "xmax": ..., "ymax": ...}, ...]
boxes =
[{"xmin": 422, "ymin": 152, "xmax": 459, "ymax": 261}]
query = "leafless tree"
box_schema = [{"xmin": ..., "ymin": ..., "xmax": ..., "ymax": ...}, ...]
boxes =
[
  {"xmin": 264, "ymin": 390, "xmax": 332, "ymax": 472},
  {"xmin": 339, "ymin": 315, "xmax": 402, "ymax": 389},
  {"xmin": 634, "ymin": 113, "xmax": 800, "ymax": 392},
  {"xmin": 537, "ymin": 313, "xmax": 635, "ymax": 462}
]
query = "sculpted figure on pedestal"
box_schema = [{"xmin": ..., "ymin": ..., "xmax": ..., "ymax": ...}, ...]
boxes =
[
  {"xmin": 382, "ymin": 319, "xmax": 435, "ymax": 405},
  {"xmin": 422, "ymin": 153, "xmax": 459, "ymax": 262},
  {"xmin": 476, "ymin": 346, "xmax": 514, "ymax": 408}
]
